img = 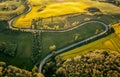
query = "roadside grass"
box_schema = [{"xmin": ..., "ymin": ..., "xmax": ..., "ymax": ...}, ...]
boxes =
[{"xmin": 0, "ymin": 30, "xmax": 33, "ymax": 70}]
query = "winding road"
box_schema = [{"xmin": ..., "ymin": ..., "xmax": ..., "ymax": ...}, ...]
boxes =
[
  {"xmin": 7, "ymin": 2, "xmax": 109, "ymax": 73},
  {"xmin": 38, "ymin": 21, "xmax": 109, "ymax": 73},
  {"xmin": 8, "ymin": 4, "xmax": 32, "ymax": 29}
]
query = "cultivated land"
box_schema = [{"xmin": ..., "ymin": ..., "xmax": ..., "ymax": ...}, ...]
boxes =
[
  {"xmin": 13, "ymin": 0, "xmax": 120, "ymax": 29},
  {"xmin": 1, "ymin": 0, "xmax": 120, "ymax": 76},
  {"xmin": 13, "ymin": 2, "xmax": 89, "ymax": 28}
]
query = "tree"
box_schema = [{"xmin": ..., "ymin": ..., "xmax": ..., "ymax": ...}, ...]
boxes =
[
  {"xmin": 56, "ymin": 50, "xmax": 120, "ymax": 77},
  {"xmin": 32, "ymin": 65, "xmax": 38, "ymax": 73},
  {"xmin": 49, "ymin": 45, "xmax": 56, "ymax": 51}
]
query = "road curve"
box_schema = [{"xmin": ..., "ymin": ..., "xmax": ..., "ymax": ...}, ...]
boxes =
[
  {"xmin": 7, "ymin": 2, "xmax": 109, "ymax": 73},
  {"xmin": 38, "ymin": 21, "xmax": 109, "ymax": 73},
  {"xmin": 8, "ymin": 4, "xmax": 32, "ymax": 29}
]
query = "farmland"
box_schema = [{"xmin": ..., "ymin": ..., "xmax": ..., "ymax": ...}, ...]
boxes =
[
  {"xmin": 1, "ymin": 0, "xmax": 120, "ymax": 77},
  {"xmin": 13, "ymin": 2, "xmax": 89, "ymax": 28},
  {"xmin": 12, "ymin": 0, "xmax": 120, "ymax": 29}
]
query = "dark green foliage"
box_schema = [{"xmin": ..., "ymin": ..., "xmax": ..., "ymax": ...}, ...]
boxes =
[
  {"xmin": 0, "ymin": 61, "xmax": 44, "ymax": 77},
  {"xmin": 98, "ymin": 0, "xmax": 120, "ymax": 6},
  {"xmin": 56, "ymin": 50, "xmax": 120, "ymax": 77},
  {"xmin": 0, "ymin": 29, "xmax": 33, "ymax": 71},
  {"xmin": 32, "ymin": 32, "xmax": 42, "ymax": 63},
  {"xmin": 0, "ymin": 42, "xmax": 17, "ymax": 56},
  {"xmin": 0, "ymin": 21, "xmax": 8, "ymax": 30}
]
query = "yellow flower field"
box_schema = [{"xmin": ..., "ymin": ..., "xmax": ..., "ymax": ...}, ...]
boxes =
[{"xmin": 13, "ymin": 1, "xmax": 89, "ymax": 28}]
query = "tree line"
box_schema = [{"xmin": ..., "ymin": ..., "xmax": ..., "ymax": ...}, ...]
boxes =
[
  {"xmin": 98, "ymin": 0, "xmax": 120, "ymax": 6},
  {"xmin": 0, "ymin": 41, "xmax": 17, "ymax": 57},
  {"xmin": 31, "ymin": 32, "xmax": 42, "ymax": 63},
  {"xmin": 0, "ymin": 61, "xmax": 44, "ymax": 77},
  {"xmin": 56, "ymin": 50, "xmax": 120, "ymax": 77}
]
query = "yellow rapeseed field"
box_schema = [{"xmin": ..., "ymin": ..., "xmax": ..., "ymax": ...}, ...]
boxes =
[
  {"xmin": 13, "ymin": 1, "xmax": 89, "ymax": 28},
  {"xmin": 113, "ymin": 23, "xmax": 120, "ymax": 36}
]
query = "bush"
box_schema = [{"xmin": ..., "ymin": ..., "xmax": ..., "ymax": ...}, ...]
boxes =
[
  {"xmin": 0, "ymin": 42, "xmax": 17, "ymax": 56},
  {"xmin": 0, "ymin": 61, "xmax": 44, "ymax": 77}
]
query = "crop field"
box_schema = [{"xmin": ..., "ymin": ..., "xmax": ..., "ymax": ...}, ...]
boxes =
[
  {"xmin": 1, "ymin": 0, "xmax": 120, "ymax": 74},
  {"xmin": 59, "ymin": 23, "xmax": 120, "ymax": 60},
  {"xmin": 0, "ymin": 30, "xmax": 33, "ymax": 70},
  {"xmin": 13, "ymin": 0, "xmax": 120, "ymax": 29},
  {"xmin": 13, "ymin": 2, "xmax": 89, "ymax": 28}
]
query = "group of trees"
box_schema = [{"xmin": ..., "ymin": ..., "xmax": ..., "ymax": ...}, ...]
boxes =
[
  {"xmin": 0, "ymin": 0, "xmax": 27, "ymax": 20},
  {"xmin": 32, "ymin": 13, "xmax": 82, "ymax": 30},
  {"xmin": 56, "ymin": 50, "xmax": 120, "ymax": 77},
  {"xmin": 0, "ymin": 61, "xmax": 44, "ymax": 77},
  {"xmin": 98, "ymin": 0, "xmax": 120, "ymax": 6},
  {"xmin": 0, "ymin": 0, "xmax": 22, "ymax": 2},
  {"xmin": 0, "ymin": 41, "xmax": 17, "ymax": 56},
  {"xmin": 32, "ymin": 32, "xmax": 42, "ymax": 63}
]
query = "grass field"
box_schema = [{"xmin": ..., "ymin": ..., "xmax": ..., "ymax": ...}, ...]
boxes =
[
  {"xmin": 0, "ymin": 30, "xmax": 33, "ymax": 70},
  {"xmin": 59, "ymin": 23, "xmax": 120, "ymax": 60}
]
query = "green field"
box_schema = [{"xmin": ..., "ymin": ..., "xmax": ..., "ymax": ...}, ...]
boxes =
[{"xmin": 0, "ymin": 29, "xmax": 33, "ymax": 70}]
